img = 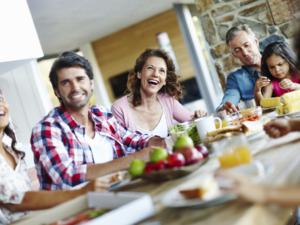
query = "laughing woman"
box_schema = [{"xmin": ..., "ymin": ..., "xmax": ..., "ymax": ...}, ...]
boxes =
[
  {"xmin": 0, "ymin": 93, "xmax": 97, "ymax": 224},
  {"xmin": 112, "ymin": 49, "xmax": 206, "ymax": 137}
]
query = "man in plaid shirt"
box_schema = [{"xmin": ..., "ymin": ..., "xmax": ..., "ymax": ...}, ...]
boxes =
[{"xmin": 31, "ymin": 52, "xmax": 164, "ymax": 190}]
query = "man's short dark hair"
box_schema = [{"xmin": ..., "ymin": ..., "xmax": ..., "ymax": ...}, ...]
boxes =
[
  {"xmin": 225, "ymin": 24, "xmax": 256, "ymax": 45},
  {"xmin": 49, "ymin": 51, "xmax": 94, "ymax": 90}
]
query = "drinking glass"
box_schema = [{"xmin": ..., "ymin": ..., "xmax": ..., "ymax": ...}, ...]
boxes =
[{"xmin": 215, "ymin": 134, "xmax": 252, "ymax": 169}]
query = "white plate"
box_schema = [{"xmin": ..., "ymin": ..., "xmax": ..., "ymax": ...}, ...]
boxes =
[
  {"xmin": 277, "ymin": 111, "xmax": 300, "ymax": 119},
  {"xmin": 228, "ymin": 160, "xmax": 268, "ymax": 180},
  {"xmin": 161, "ymin": 174, "xmax": 236, "ymax": 208},
  {"xmin": 246, "ymin": 130, "xmax": 266, "ymax": 142}
]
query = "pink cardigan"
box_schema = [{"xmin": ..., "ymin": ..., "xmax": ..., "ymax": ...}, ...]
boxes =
[{"xmin": 111, "ymin": 94, "xmax": 193, "ymax": 131}]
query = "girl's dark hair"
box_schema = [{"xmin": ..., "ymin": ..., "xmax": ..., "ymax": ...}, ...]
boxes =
[
  {"xmin": 4, "ymin": 124, "xmax": 25, "ymax": 159},
  {"xmin": 261, "ymin": 41, "xmax": 299, "ymax": 79},
  {"xmin": 127, "ymin": 48, "xmax": 182, "ymax": 107}
]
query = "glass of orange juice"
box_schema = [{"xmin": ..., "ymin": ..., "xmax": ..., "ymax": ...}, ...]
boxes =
[{"xmin": 216, "ymin": 135, "xmax": 252, "ymax": 169}]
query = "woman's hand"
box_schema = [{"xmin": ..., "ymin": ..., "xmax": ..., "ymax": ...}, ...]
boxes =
[
  {"xmin": 255, "ymin": 76, "xmax": 270, "ymax": 92},
  {"xmin": 280, "ymin": 79, "xmax": 300, "ymax": 90},
  {"xmin": 193, "ymin": 110, "xmax": 207, "ymax": 119}
]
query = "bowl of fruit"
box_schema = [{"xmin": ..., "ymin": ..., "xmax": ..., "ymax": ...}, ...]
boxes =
[{"xmin": 128, "ymin": 135, "xmax": 209, "ymax": 182}]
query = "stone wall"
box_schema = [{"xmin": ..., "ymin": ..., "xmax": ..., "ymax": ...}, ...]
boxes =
[{"xmin": 194, "ymin": 0, "xmax": 300, "ymax": 89}]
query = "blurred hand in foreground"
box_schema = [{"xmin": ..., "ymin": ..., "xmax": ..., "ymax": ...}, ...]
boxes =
[
  {"xmin": 263, "ymin": 118, "xmax": 291, "ymax": 138},
  {"xmin": 216, "ymin": 170, "xmax": 267, "ymax": 204}
]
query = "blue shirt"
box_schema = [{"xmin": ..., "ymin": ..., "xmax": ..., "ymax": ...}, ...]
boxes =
[{"xmin": 218, "ymin": 66, "xmax": 260, "ymax": 109}]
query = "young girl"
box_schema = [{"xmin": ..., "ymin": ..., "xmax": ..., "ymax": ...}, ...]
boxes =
[{"xmin": 255, "ymin": 41, "xmax": 300, "ymax": 104}]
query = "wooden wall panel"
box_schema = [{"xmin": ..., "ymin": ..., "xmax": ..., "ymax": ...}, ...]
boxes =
[{"xmin": 92, "ymin": 10, "xmax": 194, "ymax": 100}]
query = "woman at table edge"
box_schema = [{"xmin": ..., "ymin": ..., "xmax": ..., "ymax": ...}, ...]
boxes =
[
  {"xmin": 217, "ymin": 27, "xmax": 300, "ymax": 207},
  {"xmin": 0, "ymin": 93, "xmax": 98, "ymax": 224},
  {"xmin": 111, "ymin": 48, "xmax": 206, "ymax": 137}
]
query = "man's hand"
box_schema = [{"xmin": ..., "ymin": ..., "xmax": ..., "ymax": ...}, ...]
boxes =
[
  {"xmin": 147, "ymin": 136, "xmax": 166, "ymax": 148},
  {"xmin": 220, "ymin": 101, "xmax": 238, "ymax": 113},
  {"xmin": 263, "ymin": 118, "xmax": 291, "ymax": 138}
]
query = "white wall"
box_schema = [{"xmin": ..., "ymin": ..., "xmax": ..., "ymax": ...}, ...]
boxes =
[
  {"xmin": 0, "ymin": 60, "xmax": 52, "ymax": 167},
  {"xmin": 0, "ymin": 0, "xmax": 43, "ymax": 65}
]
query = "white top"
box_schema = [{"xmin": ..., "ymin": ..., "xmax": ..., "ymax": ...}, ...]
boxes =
[
  {"xmin": 85, "ymin": 133, "xmax": 114, "ymax": 164},
  {"xmin": 137, "ymin": 111, "xmax": 168, "ymax": 138},
  {"xmin": 0, "ymin": 146, "xmax": 32, "ymax": 225}
]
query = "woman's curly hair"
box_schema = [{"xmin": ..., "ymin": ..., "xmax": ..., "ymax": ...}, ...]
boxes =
[{"xmin": 127, "ymin": 48, "xmax": 182, "ymax": 107}]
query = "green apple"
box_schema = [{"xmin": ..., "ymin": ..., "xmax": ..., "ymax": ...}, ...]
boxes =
[
  {"xmin": 150, "ymin": 147, "xmax": 168, "ymax": 163},
  {"xmin": 174, "ymin": 135, "xmax": 194, "ymax": 149},
  {"xmin": 128, "ymin": 159, "xmax": 145, "ymax": 177}
]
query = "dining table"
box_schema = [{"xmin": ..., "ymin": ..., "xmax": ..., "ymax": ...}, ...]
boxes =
[
  {"xmin": 115, "ymin": 116, "xmax": 300, "ymax": 225},
  {"xmin": 12, "ymin": 112, "xmax": 300, "ymax": 225}
]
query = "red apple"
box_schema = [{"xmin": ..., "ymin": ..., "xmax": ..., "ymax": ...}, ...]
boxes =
[
  {"xmin": 195, "ymin": 144, "xmax": 209, "ymax": 158},
  {"xmin": 144, "ymin": 160, "xmax": 166, "ymax": 174},
  {"xmin": 166, "ymin": 152, "xmax": 185, "ymax": 168},
  {"xmin": 180, "ymin": 147, "xmax": 204, "ymax": 165},
  {"xmin": 144, "ymin": 162, "xmax": 156, "ymax": 174}
]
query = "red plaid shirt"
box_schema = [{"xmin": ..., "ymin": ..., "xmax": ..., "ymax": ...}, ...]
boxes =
[{"xmin": 31, "ymin": 105, "xmax": 150, "ymax": 190}]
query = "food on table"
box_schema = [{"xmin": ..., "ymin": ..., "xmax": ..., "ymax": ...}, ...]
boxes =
[
  {"xmin": 48, "ymin": 208, "xmax": 108, "ymax": 225},
  {"xmin": 173, "ymin": 135, "xmax": 194, "ymax": 149},
  {"xmin": 260, "ymin": 97, "xmax": 281, "ymax": 108},
  {"xmin": 280, "ymin": 90, "xmax": 300, "ymax": 105},
  {"xmin": 194, "ymin": 144, "xmax": 209, "ymax": 158},
  {"xmin": 173, "ymin": 135, "xmax": 204, "ymax": 165},
  {"xmin": 166, "ymin": 152, "xmax": 185, "ymax": 168},
  {"xmin": 179, "ymin": 187, "xmax": 205, "ymax": 199},
  {"xmin": 276, "ymin": 90, "xmax": 300, "ymax": 115},
  {"xmin": 282, "ymin": 101, "xmax": 300, "ymax": 114},
  {"xmin": 187, "ymin": 124, "xmax": 201, "ymax": 145},
  {"xmin": 174, "ymin": 146, "xmax": 203, "ymax": 165},
  {"xmin": 169, "ymin": 122, "xmax": 201, "ymax": 145},
  {"xmin": 127, "ymin": 135, "xmax": 209, "ymax": 178},
  {"xmin": 109, "ymin": 171, "xmax": 124, "ymax": 183},
  {"xmin": 206, "ymin": 126, "xmax": 242, "ymax": 138},
  {"xmin": 239, "ymin": 107, "xmax": 262, "ymax": 122},
  {"xmin": 276, "ymin": 104, "xmax": 284, "ymax": 115},
  {"xmin": 144, "ymin": 160, "xmax": 166, "ymax": 174},
  {"xmin": 129, "ymin": 159, "xmax": 146, "ymax": 177},
  {"xmin": 150, "ymin": 147, "xmax": 168, "ymax": 162}
]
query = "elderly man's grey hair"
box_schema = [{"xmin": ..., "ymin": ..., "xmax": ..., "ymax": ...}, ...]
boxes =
[{"xmin": 225, "ymin": 24, "xmax": 256, "ymax": 45}]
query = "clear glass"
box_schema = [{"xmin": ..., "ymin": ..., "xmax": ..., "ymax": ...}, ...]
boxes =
[{"xmin": 214, "ymin": 135, "xmax": 252, "ymax": 169}]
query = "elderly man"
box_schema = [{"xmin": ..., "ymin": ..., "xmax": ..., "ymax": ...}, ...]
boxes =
[
  {"xmin": 31, "ymin": 51, "xmax": 164, "ymax": 190},
  {"xmin": 218, "ymin": 24, "xmax": 263, "ymax": 113}
]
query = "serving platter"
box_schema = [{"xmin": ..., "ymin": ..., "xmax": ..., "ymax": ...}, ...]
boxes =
[{"xmin": 140, "ymin": 157, "xmax": 209, "ymax": 182}]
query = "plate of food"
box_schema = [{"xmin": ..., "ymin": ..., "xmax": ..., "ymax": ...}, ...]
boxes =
[
  {"xmin": 128, "ymin": 136, "xmax": 210, "ymax": 182},
  {"xmin": 161, "ymin": 174, "xmax": 236, "ymax": 208},
  {"xmin": 140, "ymin": 157, "xmax": 209, "ymax": 182},
  {"xmin": 95, "ymin": 170, "xmax": 129, "ymax": 190}
]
